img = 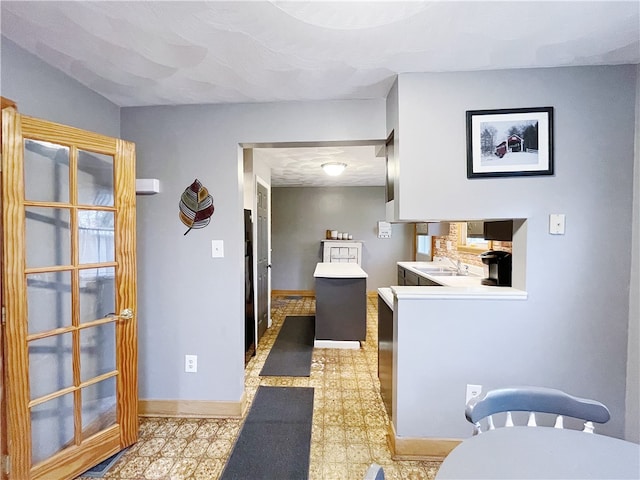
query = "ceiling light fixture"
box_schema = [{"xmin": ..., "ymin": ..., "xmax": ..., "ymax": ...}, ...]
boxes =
[{"xmin": 322, "ymin": 162, "xmax": 347, "ymax": 176}]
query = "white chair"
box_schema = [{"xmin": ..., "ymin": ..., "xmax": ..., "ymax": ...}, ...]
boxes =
[
  {"xmin": 465, "ymin": 386, "xmax": 610, "ymax": 435},
  {"xmin": 364, "ymin": 463, "xmax": 385, "ymax": 480}
]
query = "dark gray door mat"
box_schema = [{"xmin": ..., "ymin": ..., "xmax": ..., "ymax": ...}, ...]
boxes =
[
  {"xmin": 80, "ymin": 448, "xmax": 128, "ymax": 478},
  {"xmin": 220, "ymin": 386, "xmax": 314, "ymax": 480}
]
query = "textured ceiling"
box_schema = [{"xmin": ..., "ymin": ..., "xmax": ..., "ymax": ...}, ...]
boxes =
[
  {"xmin": 2, "ymin": 1, "xmax": 638, "ymax": 186},
  {"xmin": 3, "ymin": 1, "xmax": 638, "ymax": 107},
  {"xmin": 254, "ymin": 145, "xmax": 385, "ymax": 187}
]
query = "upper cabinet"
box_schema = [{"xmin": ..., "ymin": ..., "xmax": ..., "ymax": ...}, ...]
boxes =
[
  {"xmin": 467, "ymin": 221, "xmax": 484, "ymax": 238},
  {"xmin": 415, "ymin": 222, "xmax": 450, "ymax": 236},
  {"xmin": 483, "ymin": 220, "xmax": 513, "ymax": 241},
  {"xmin": 385, "ymin": 130, "xmax": 395, "ymax": 204},
  {"xmin": 385, "ymin": 78, "xmax": 400, "ymax": 222},
  {"xmin": 384, "ymin": 130, "xmax": 398, "ymax": 222}
]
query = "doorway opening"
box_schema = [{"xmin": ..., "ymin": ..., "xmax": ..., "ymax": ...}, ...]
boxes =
[{"xmin": 241, "ymin": 140, "xmax": 386, "ymax": 364}]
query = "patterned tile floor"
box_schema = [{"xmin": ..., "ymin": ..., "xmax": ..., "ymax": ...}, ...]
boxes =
[{"xmin": 77, "ymin": 295, "xmax": 441, "ymax": 480}]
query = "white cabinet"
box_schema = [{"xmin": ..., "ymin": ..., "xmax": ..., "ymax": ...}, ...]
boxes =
[{"xmin": 322, "ymin": 241, "xmax": 363, "ymax": 265}]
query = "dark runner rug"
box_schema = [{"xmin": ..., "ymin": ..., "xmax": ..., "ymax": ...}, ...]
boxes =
[
  {"xmin": 220, "ymin": 386, "xmax": 314, "ymax": 480},
  {"xmin": 259, "ymin": 315, "xmax": 314, "ymax": 377}
]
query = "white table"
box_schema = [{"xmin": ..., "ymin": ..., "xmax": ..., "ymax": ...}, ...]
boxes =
[{"xmin": 436, "ymin": 427, "xmax": 640, "ymax": 479}]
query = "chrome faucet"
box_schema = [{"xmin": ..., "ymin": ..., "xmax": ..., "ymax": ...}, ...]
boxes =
[{"xmin": 446, "ymin": 257, "xmax": 468, "ymax": 275}]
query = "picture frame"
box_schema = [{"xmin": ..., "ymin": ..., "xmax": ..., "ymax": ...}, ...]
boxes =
[{"xmin": 466, "ymin": 107, "xmax": 554, "ymax": 178}]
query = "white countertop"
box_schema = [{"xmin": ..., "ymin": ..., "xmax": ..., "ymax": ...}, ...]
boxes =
[
  {"xmin": 377, "ymin": 287, "xmax": 394, "ymax": 308},
  {"xmin": 395, "ymin": 261, "xmax": 527, "ymax": 300},
  {"xmin": 314, "ymin": 262, "xmax": 368, "ymax": 278}
]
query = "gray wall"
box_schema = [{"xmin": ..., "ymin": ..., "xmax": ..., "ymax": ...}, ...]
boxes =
[
  {"xmin": 271, "ymin": 187, "xmax": 413, "ymax": 291},
  {"xmin": 3, "ymin": 36, "xmax": 638, "ymax": 438},
  {"xmin": 390, "ymin": 66, "xmax": 637, "ymax": 439},
  {"xmin": 1, "ymin": 37, "xmax": 120, "ymax": 137},
  {"xmin": 627, "ymin": 64, "xmax": 640, "ymax": 443},
  {"xmin": 121, "ymin": 101, "xmax": 386, "ymax": 402}
]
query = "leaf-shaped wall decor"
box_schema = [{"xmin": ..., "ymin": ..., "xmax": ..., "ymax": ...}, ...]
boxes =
[{"xmin": 179, "ymin": 179, "xmax": 215, "ymax": 235}]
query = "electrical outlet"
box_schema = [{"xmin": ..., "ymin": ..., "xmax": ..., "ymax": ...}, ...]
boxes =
[
  {"xmin": 466, "ymin": 384, "xmax": 482, "ymax": 405},
  {"xmin": 185, "ymin": 354, "xmax": 198, "ymax": 373}
]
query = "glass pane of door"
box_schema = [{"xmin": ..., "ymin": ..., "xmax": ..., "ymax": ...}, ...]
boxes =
[
  {"xmin": 27, "ymin": 271, "xmax": 72, "ymax": 335},
  {"xmin": 25, "ymin": 207, "xmax": 71, "ymax": 268},
  {"xmin": 24, "ymin": 139, "xmax": 70, "ymax": 203},
  {"xmin": 79, "ymin": 267, "xmax": 116, "ymax": 322},
  {"xmin": 80, "ymin": 322, "xmax": 116, "ymax": 382},
  {"xmin": 31, "ymin": 393, "xmax": 75, "ymax": 465},
  {"xmin": 77, "ymin": 150, "xmax": 114, "ymax": 206},
  {"xmin": 81, "ymin": 377, "xmax": 117, "ymax": 441},
  {"xmin": 29, "ymin": 333, "xmax": 73, "ymax": 400},
  {"xmin": 78, "ymin": 210, "xmax": 115, "ymax": 264}
]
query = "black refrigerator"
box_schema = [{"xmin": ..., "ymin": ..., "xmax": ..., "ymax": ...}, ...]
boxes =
[{"xmin": 244, "ymin": 210, "xmax": 256, "ymax": 360}]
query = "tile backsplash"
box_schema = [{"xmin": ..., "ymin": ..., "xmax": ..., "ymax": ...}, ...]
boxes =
[{"xmin": 432, "ymin": 223, "xmax": 512, "ymax": 268}]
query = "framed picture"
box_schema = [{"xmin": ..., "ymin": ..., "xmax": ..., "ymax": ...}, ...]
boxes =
[{"xmin": 466, "ymin": 107, "xmax": 554, "ymax": 178}]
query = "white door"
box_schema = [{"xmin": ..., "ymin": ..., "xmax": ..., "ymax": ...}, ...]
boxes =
[{"xmin": 256, "ymin": 182, "xmax": 269, "ymax": 342}]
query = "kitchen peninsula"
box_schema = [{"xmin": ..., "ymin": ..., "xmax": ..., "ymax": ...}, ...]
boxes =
[
  {"xmin": 314, "ymin": 262, "xmax": 367, "ymax": 348},
  {"xmin": 395, "ymin": 261, "xmax": 526, "ymax": 299},
  {"xmin": 380, "ymin": 259, "xmax": 528, "ymax": 460}
]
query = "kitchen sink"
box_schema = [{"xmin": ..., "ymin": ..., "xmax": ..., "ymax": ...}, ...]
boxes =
[
  {"xmin": 415, "ymin": 267, "xmax": 476, "ymax": 277},
  {"xmin": 415, "ymin": 267, "xmax": 455, "ymax": 274},
  {"xmin": 426, "ymin": 271, "xmax": 463, "ymax": 276}
]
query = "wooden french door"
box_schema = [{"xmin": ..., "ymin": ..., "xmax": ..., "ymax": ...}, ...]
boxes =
[{"xmin": 1, "ymin": 108, "xmax": 138, "ymax": 480}]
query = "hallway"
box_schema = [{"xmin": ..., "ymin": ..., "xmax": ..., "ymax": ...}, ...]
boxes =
[{"xmin": 77, "ymin": 295, "xmax": 441, "ymax": 479}]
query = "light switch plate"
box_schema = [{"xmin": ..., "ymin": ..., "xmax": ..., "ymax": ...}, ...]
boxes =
[
  {"xmin": 549, "ymin": 214, "xmax": 566, "ymax": 235},
  {"xmin": 211, "ymin": 240, "xmax": 224, "ymax": 257}
]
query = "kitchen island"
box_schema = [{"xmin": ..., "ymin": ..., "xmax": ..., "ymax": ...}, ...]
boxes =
[{"xmin": 314, "ymin": 262, "xmax": 368, "ymax": 348}]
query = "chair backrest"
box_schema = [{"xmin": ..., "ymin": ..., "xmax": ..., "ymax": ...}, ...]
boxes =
[
  {"xmin": 364, "ymin": 463, "xmax": 385, "ymax": 480},
  {"xmin": 465, "ymin": 386, "xmax": 610, "ymax": 435}
]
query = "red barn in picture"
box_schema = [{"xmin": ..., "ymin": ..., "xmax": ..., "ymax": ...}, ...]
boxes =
[
  {"xmin": 507, "ymin": 134, "xmax": 524, "ymax": 152},
  {"xmin": 494, "ymin": 134, "xmax": 525, "ymax": 158},
  {"xmin": 495, "ymin": 141, "xmax": 507, "ymax": 158}
]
